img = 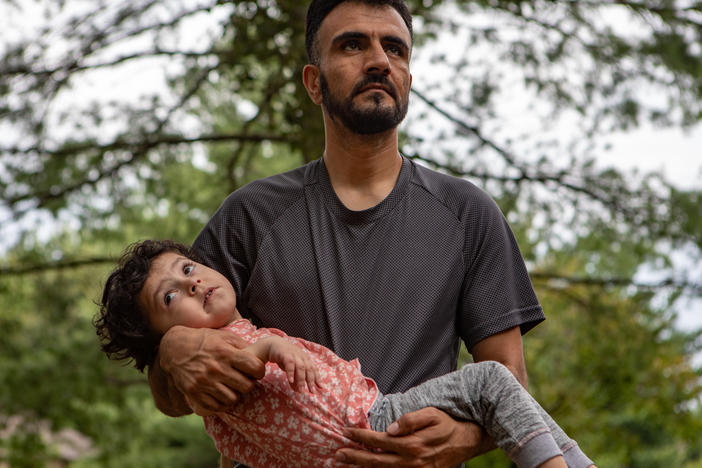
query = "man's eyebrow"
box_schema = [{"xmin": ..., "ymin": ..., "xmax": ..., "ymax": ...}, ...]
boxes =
[
  {"xmin": 151, "ymin": 255, "xmax": 186, "ymax": 307},
  {"xmin": 331, "ymin": 31, "xmax": 368, "ymax": 45},
  {"xmin": 382, "ymin": 35, "xmax": 409, "ymax": 52},
  {"xmin": 331, "ymin": 31, "xmax": 409, "ymax": 53}
]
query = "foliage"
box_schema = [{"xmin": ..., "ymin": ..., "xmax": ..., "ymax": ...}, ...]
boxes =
[
  {"xmin": 0, "ymin": 234, "xmax": 220, "ymax": 466},
  {"xmin": 1, "ymin": 0, "xmax": 701, "ymax": 465},
  {"xmin": 462, "ymin": 221, "xmax": 702, "ymax": 468}
]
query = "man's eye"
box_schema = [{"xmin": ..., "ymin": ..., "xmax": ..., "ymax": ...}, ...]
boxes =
[
  {"xmin": 165, "ymin": 292, "xmax": 175, "ymax": 305},
  {"xmin": 385, "ymin": 44, "xmax": 402, "ymax": 55},
  {"xmin": 183, "ymin": 264, "xmax": 194, "ymax": 275},
  {"xmin": 343, "ymin": 40, "xmax": 360, "ymax": 51}
]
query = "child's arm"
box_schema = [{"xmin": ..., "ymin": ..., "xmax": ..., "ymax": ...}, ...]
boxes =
[{"xmin": 244, "ymin": 336, "xmax": 323, "ymax": 393}]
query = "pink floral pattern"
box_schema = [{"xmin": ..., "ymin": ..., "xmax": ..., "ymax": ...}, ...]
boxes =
[{"xmin": 203, "ymin": 320, "xmax": 379, "ymax": 467}]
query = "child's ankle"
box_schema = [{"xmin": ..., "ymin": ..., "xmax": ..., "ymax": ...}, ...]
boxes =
[{"xmin": 536, "ymin": 455, "xmax": 567, "ymax": 468}]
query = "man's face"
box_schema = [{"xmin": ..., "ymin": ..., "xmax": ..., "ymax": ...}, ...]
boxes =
[
  {"xmin": 314, "ymin": 2, "xmax": 412, "ymax": 134},
  {"xmin": 139, "ymin": 252, "xmax": 238, "ymax": 334}
]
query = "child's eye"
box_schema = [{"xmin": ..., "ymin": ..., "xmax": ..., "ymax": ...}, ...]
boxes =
[
  {"xmin": 183, "ymin": 264, "xmax": 194, "ymax": 275},
  {"xmin": 164, "ymin": 292, "xmax": 176, "ymax": 306}
]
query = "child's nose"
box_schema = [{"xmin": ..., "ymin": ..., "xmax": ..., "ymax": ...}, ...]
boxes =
[{"xmin": 189, "ymin": 279, "xmax": 201, "ymax": 294}]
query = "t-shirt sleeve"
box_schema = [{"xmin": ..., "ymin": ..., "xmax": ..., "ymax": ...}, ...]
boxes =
[
  {"xmin": 191, "ymin": 169, "xmax": 306, "ymax": 318},
  {"xmin": 457, "ymin": 192, "xmax": 544, "ymax": 352},
  {"xmin": 192, "ymin": 192, "xmax": 254, "ymax": 301}
]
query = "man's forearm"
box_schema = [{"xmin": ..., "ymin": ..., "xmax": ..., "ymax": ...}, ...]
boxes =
[
  {"xmin": 148, "ymin": 357, "xmax": 193, "ymax": 417},
  {"xmin": 467, "ymin": 423, "xmax": 497, "ymax": 459}
]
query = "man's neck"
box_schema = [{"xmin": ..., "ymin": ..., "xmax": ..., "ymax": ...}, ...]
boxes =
[{"xmin": 322, "ymin": 125, "xmax": 403, "ymax": 211}]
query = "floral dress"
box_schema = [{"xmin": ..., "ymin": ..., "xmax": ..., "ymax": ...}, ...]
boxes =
[{"xmin": 203, "ymin": 319, "xmax": 379, "ymax": 467}]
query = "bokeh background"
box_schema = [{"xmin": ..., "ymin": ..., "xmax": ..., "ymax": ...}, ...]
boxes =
[{"xmin": 1, "ymin": 0, "xmax": 701, "ymax": 466}]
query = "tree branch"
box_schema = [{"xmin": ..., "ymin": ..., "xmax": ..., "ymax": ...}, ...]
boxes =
[
  {"xmin": 3, "ymin": 256, "xmax": 700, "ymax": 295},
  {"xmin": 0, "ymin": 257, "xmax": 115, "ymax": 276},
  {"xmin": 410, "ymin": 87, "xmax": 520, "ymax": 168},
  {"xmin": 2, "ymin": 132, "xmax": 292, "ymax": 158},
  {"xmin": 0, "ymin": 49, "xmax": 216, "ymax": 76},
  {"xmin": 530, "ymin": 271, "xmax": 702, "ymax": 294},
  {"xmin": 404, "ymin": 148, "xmax": 619, "ymax": 209},
  {"xmin": 3, "ymin": 131, "xmax": 292, "ymax": 214}
]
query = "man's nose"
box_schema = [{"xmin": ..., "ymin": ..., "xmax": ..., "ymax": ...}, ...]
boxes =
[{"xmin": 364, "ymin": 42, "xmax": 390, "ymax": 75}]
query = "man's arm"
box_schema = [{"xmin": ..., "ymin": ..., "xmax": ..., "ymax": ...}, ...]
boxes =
[
  {"xmin": 337, "ymin": 326, "xmax": 526, "ymax": 468},
  {"xmin": 148, "ymin": 358, "xmax": 193, "ymax": 417},
  {"xmin": 148, "ymin": 325, "xmax": 266, "ymax": 417},
  {"xmin": 471, "ymin": 325, "xmax": 527, "ymax": 388}
]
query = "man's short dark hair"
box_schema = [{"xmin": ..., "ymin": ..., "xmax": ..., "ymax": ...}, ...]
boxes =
[
  {"xmin": 305, "ymin": 0, "xmax": 413, "ymax": 64},
  {"xmin": 94, "ymin": 239, "xmax": 196, "ymax": 372}
]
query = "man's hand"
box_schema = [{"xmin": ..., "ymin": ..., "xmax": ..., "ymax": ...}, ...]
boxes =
[
  {"xmin": 153, "ymin": 325, "xmax": 266, "ymax": 416},
  {"xmin": 335, "ymin": 407, "xmax": 493, "ymax": 467}
]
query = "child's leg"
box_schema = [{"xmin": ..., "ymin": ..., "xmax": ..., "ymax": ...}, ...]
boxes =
[{"xmin": 370, "ymin": 361, "xmax": 594, "ymax": 468}]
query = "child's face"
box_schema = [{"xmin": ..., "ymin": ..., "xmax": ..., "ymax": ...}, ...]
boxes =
[{"xmin": 139, "ymin": 252, "xmax": 239, "ymax": 334}]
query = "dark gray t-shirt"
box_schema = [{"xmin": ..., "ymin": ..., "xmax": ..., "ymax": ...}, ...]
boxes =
[{"xmin": 193, "ymin": 157, "xmax": 544, "ymax": 394}]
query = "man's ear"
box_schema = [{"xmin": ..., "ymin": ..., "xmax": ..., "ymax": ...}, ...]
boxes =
[{"xmin": 302, "ymin": 64, "xmax": 322, "ymax": 105}]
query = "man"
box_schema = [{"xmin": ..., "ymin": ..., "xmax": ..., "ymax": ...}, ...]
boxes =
[{"xmin": 148, "ymin": 0, "xmax": 546, "ymax": 465}]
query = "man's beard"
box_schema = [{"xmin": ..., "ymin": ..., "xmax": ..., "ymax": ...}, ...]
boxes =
[{"xmin": 320, "ymin": 72, "xmax": 409, "ymax": 135}]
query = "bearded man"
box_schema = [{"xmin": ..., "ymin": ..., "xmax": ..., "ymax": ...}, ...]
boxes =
[{"xmin": 148, "ymin": 0, "xmax": 545, "ymax": 466}]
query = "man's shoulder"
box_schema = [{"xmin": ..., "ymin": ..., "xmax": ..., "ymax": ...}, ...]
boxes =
[
  {"xmin": 236, "ymin": 163, "xmax": 309, "ymax": 198},
  {"xmin": 207, "ymin": 161, "xmax": 313, "ymax": 234},
  {"xmin": 220, "ymin": 162, "xmax": 311, "ymax": 210},
  {"xmin": 409, "ymin": 159, "xmax": 499, "ymax": 217}
]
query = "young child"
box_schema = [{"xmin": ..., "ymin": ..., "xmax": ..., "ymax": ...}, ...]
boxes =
[{"xmin": 95, "ymin": 239, "xmax": 595, "ymax": 468}]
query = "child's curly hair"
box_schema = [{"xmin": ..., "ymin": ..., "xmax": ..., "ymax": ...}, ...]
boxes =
[{"xmin": 94, "ymin": 239, "xmax": 197, "ymax": 371}]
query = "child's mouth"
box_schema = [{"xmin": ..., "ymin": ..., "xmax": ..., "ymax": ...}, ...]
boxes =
[{"xmin": 203, "ymin": 287, "xmax": 216, "ymax": 306}]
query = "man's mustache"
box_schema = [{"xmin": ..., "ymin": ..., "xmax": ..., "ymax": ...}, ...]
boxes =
[{"xmin": 351, "ymin": 75, "xmax": 398, "ymax": 101}]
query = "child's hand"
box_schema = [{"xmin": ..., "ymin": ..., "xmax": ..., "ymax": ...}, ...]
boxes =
[
  {"xmin": 246, "ymin": 336, "xmax": 324, "ymax": 393},
  {"xmin": 268, "ymin": 337, "xmax": 323, "ymax": 393}
]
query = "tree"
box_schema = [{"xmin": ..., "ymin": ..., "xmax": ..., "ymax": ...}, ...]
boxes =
[
  {"xmin": 1, "ymin": 0, "xmax": 701, "ymax": 465},
  {"xmin": 1, "ymin": 0, "xmax": 700, "ymax": 288}
]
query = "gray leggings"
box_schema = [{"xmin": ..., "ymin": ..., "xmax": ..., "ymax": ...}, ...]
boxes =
[{"xmin": 368, "ymin": 361, "xmax": 594, "ymax": 468}]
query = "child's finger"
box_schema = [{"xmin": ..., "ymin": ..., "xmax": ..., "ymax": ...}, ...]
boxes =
[
  {"xmin": 305, "ymin": 368, "xmax": 316, "ymax": 393},
  {"xmin": 316, "ymin": 367, "xmax": 324, "ymax": 391},
  {"xmin": 295, "ymin": 364, "xmax": 307, "ymax": 392},
  {"xmin": 307, "ymin": 365, "xmax": 322, "ymax": 393},
  {"xmin": 284, "ymin": 360, "xmax": 296, "ymax": 385}
]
